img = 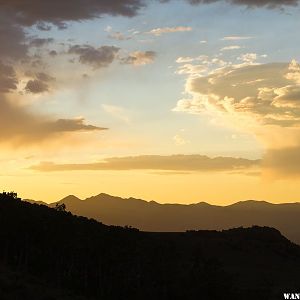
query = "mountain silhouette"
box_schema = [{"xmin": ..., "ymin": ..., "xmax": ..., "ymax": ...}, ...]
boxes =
[
  {"xmin": 2, "ymin": 192, "xmax": 300, "ymax": 299},
  {"xmin": 26, "ymin": 193, "xmax": 300, "ymax": 244}
]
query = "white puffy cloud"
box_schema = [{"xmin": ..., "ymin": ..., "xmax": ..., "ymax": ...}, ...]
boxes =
[{"xmin": 174, "ymin": 60, "xmax": 300, "ymax": 126}]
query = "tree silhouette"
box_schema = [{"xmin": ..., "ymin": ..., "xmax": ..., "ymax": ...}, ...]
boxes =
[{"xmin": 55, "ymin": 202, "xmax": 66, "ymax": 212}]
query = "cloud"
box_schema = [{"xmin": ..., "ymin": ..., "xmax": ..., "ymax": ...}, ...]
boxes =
[
  {"xmin": 29, "ymin": 154, "xmax": 260, "ymax": 172},
  {"xmin": 0, "ymin": 61, "xmax": 18, "ymax": 93},
  {"xmin": 48, "ymin": 118, "xmax": 107, "ymax": 132},
  {"xmin": 102, "ymin": 104, "xmax": 130, "ymax": 123},
  {"xmin": 105, "ymin": 27, "xmax": 132, "ymax": 41},
  {"xmin": 174, "ymin": 61, "xmax": 300, "ymax": 126},
  {"xmin": 221, "ymin": 36, "xmax": 253, "ymax": 41},
  {"xmin": 187, "ymin": 0, "xmax": 298, "ymax": 8},
  {"xmin": 108, "ymin": 31, "xmax": 132, "ymax": 41},
  {"xmin": 0, "ymin": 13, "xmax": 28, "ymax": 60},
  {"xmin": 173, "ymin": 53, "xmax": 300, "ymax": 177},
  {"xmin": 229, "ymin": 0, "xmax": 298, "ymax": 8},
  {"xmin": 24, "ymin": 72, "xmax": 55, "ymax": 94},
  {"xmin": 29, "ymin": 38, "xmax": 54, "ymax": 47},
  {"xmin": 35, "ymin": 72, "xmax": 55, "ymax": 82},
  {"xmin": 36, "ymin": 22, "xmax": 52, "ymax": 31},
  {"xmin": 176, "ymin": 57, "xmax": 195, "ymax": 63},
  {"xmin": 25, "ymin": 79, "xmax": 49, "ymax": 94},
  {"xmin": 147, "ymin": 26, "xmax": 192, "ymax": 36},
  {"xmin": 173, "ymin": 134, "xmax": 189, "ymax": 146},
  {"xmin": 0, "ymin": 0, "xmax": 145, "ymax": 27},
  {"xmin": 4, "ymin": 0, "xmax": 288, "ymax": 29},
  {"xmin": 0, "ymin": 95, "xmax": 107, "ymax": 146},
  {"xmin": 68, "ymin": 45, "xmax": 120, "ymax": 69},
  {"xmin": 176, "ymin": 64, "xmax": 208, "ymax": 75},
  {"xmin": 221, "ymin": 45, "xmax": 242, "ymax": 51},
  {"xmin": 121, "ymin": 51, "xmax": 156, "ymax": 66},
  {"xmin": 264, "ymin": 145, "xmax": 300, "ymax": 177},
  {"xmin": 238, "ymin": 53, "xmax": 257, "ymax": 64},
  {"xmin": 49, "ymin": 50, "xmax": 58, "ymax": 57}
]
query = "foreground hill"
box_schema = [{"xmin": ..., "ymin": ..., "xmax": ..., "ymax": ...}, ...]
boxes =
[
  {"xmin": 28, "ymin": 193, "xmax": 300, "ymax": 244},
  {"xmin": 2, "ymin": 192, "xmax": 300, "ymax": 299}
]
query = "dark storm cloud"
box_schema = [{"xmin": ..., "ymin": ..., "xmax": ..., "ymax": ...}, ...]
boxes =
[
  {"xmin": 68, "ymin": 45, "xmax": 120, "ymax": 69},
  {"xmin": 0, "ymin": 0, "xmax": 145, "ymax": 27},
  {"xmin": 0, "ymin": 13, "xmax": 27, "ymax": 60}
]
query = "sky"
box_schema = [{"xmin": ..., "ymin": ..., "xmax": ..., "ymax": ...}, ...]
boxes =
[{"xmin": 1, "ymin": 0, "xmax": 300, "ymax": 204}]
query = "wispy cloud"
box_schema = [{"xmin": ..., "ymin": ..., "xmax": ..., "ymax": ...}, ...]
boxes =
[
  {"xmin": 221, "ymin": 45, "xmax": 242, "ymax": 51},
  {"xmin": 105, "ymin": 26, "xmax": 132, "ymax": 41},
  {"xmin": 147, "ymin": 26, "xmax": 192, "ymax": 36},
  {"xmin": 173, "ymin": 134, "xmax": 189, "ymax": 146},
  {"xmin": 222, "ymin": 36, "xmax": 253, "ymax": 41},
  {"xmin": 102, "ymin": 104, "xmax": 130, "ymax": 123}
]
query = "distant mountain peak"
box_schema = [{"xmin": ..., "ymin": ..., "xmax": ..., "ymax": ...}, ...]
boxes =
[
  {"xmin": 97, "ymin": 192, "xmax": 113, "ymax": 197},
  {"xmin": 193, "ymin": 201, "xmax": 214, "ymax": 207},
  {"xmin": 230, "ymin": 200, "xmax": 272, "ymax": 207},
  {"xmin": 60, "ymin": 194, "xmax": 82, "ymax": 202}
]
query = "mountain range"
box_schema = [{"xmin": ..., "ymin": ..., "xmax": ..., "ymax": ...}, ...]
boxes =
[{"xmin": 26, "ymin": 193, "xmax": 300, "ymax": 244}]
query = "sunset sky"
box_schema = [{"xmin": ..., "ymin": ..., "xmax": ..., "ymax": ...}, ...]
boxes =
[{"xmin": 1, "ymin": 0, "xmax": 300, "ymax": 204}]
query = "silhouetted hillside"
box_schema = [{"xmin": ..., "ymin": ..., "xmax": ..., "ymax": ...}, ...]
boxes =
[
  {"xmin": 2, "ymin": 192, "xmax": 300, "ymax": 299},
  {"xmin": 27, "ymin": 193, "xmax": 300, "ymax": 244}
]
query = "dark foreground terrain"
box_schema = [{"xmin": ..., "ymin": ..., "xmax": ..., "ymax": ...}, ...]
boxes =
[{"xmin": 1, "ymin": 192, "xmax": 300, "ymax": 300}]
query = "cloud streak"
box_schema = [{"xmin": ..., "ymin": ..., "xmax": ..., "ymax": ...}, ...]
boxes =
[
  {"xmin": 221, "ymin": 36, "xmax": 253, "ymax": 41},
  {"xmin": 29, "ymin": 154, "xmax": 260, "ymax": 172}
]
